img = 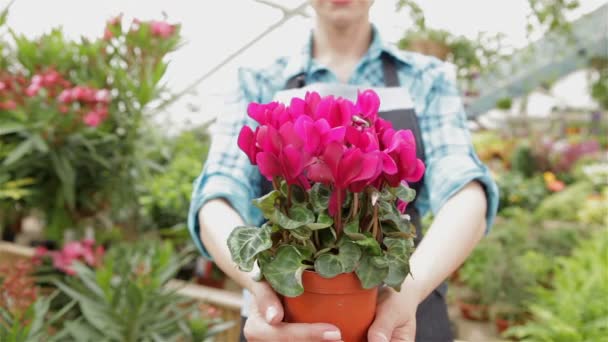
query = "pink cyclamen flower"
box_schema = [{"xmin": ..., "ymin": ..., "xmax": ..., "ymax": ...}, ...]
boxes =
[
  {"xmin": 355, "ymin": 89, "xmax": 380, "ymax": 122},
  {"xmin": 150, "ymin": 21, "xmax": 175, "ymax": 38},
  {"xmin": 381, "ymin": 129, "xmax": 425, "ymax": 187},
  {"xmin": 294, "ymin": 116, "xmax": 345, "ymax": 156}
]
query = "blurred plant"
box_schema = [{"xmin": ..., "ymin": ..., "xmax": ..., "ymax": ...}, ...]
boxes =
[
  {"xmin": 577, "ymin": 188, "xmax": 608, "ymax": 226},
  {"xmin": 34, "ymin": 238, "xmax": 105, "ymax": 276},
  {"xmin": 543, "ymin": 171, "xmax": 565, "ymax": 192},
  {"xmin": 139, "ymin": 128, "xmax": 210, "ymax": 230},
  {"xmin": 589, "ymin": 57, "xmax": 608, "ymax": 110},
  {"xmin": 534, "ymin": 181, "xmax": 594, "ymax": 221},
  {"xmin": 0, "ymin": 292, "xmax": 75, "ymax": 342},
  {"xmin": 0, "ymin": 9, "xmax": 182, "ymax": 241},
  {"xmin": 0, "ymin": 260, "xmax": 38, "ymax": 320},
  {"xmin": 510, "ymin": 143, "xmax": 537, "ymax": 178},
  {"xmin": 505, "ymin": 230, "xmax": 608, "ymax": 341},
  {"xmin": 526, "ymin": 0, "xmax": 580, "ymax": 38},
  {"xmin": 52, "ymin": 239, "xmax": 231, "ymax": 341},
  {"xmin": 497, "ymin": 173, "xmax": 548, "ymax": 213}
]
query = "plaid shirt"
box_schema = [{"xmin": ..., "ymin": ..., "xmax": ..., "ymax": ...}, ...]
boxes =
[{"xmin": 188, "ymin": 26, "xmax": 499, "ymax": 257}]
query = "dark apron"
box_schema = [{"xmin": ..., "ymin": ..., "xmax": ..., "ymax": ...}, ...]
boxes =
[{"xmin": 240, "ymin": 53, "xmax": 453, "ymax": 342}]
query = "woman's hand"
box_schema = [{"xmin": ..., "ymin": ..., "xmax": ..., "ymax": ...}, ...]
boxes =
[
  {"xmin": 367, "ymin": 286, "xmax": 420, "ymax": 342},
  {"xmin": 243, "ymin": 281, "xmax": 344, "ymax": 342}
]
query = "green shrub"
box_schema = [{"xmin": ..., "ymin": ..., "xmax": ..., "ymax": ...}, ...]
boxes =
[
  {"xmin": 139, "ymin": 128, "xmax": 210, "ymax": 229},
  {"xmin": 534, "ymin": 182, "xmax": 594, "ymax": 222},
  {"xmin": 505, "ymin": 231, "xmax": 608, "ymax": 341}
]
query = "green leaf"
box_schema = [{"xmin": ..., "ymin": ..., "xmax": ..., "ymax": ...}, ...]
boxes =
[
  {"xmin": 356, "ymin": 254, "xmax": 389, "ymax": 289},
  {"xmin": 227, "ymin": 225, "xmax": 272, "ymax": 272},
  {"xmin": 344, "ymin": 219, "xmax": 365, "ymax": 240},
  {"xmin": 290, "ymin": 226, "xmax": 312, "ymax": 241},
  {"xmin": 31, "ymin": 134, "xmax": 49, "ymax": 153},
  {"xmin": 271, "ymin": 209, "xmax": 307, "ymax": 229},
  {"xmin": 2, "ymin": 139, "xmax": 33, "ymax": 166},
  {"xmin": 0, "ymin": 123, "xmax": 26, "ymax": 136},
  {"xmin": 262, "ymin": 245, "xmax": 310, "ymax": 297},
  {"xmin": 50, "ymin": 151, "xmax": 76, "ymax": 209},
  {"xmin": 318, "ymin": 227, "xmax": 337, "ymax": 249},
  {"xmin": 307, "ymin": 211, "xmax": 334, "ymax": 230},
  {"xmin": 353, "ymin": 235, "xmax": 383, "ymax": 256},
  {"xmin": 310, "ymin": 183, "xmax": 330, "ymax": 211},
  {"xmin": 314, "ymin": 253, "xmax": 343, "ymax": 278},
  {"xmin": 383, "ymin": 237, "xmax": 414, "ymax": 291},
  {"xmin": 288, "ymin": 204, "xmax": 315, "ymax": 225},
  {"xmin": 252, "ymin": 190, "xmax": 281, "ymax": 219},
  {"xmin": 392, "ymin": 183, "xmax": 416, "ymax": 203},
  {"xmin": 337, "ymin": 241, "xmax": 361, "ymax": 273}
]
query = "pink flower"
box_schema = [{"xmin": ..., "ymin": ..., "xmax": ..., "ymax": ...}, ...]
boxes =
[
  {"xmin": 0, "ymin": 81, "xmax": 7, "ymax": 91},
  {"xmin": 25, "ymin": 83, "xmax": 41, "ymax": 97},
  {"xmin": 31, "ymin": 75, "xmax": 43, "ymax": 86},
  {"xmin": 294, "ymin": 116, "xmax": 345, "ymax": 156},
  {"xmin": 95, "ymin": 89, "xmax": 111, "ymax": 103},
  {"xmin": 381, "ymin": 129, "xmax": 425, "ymax": 187},
  {"xmin": 58, "ymin": 89, "xmax": 73, "ymax": 103},
  {"xmin": 43, "ymin": 71, "xmax": 60, "ymax": 85},
  {"xmin": 248, "ymin": 102, "xmax": 289, "ymax": 128},
  {"xmin": 104, "ymin": 27, "xmax": 113, "ymax": 40},
  {"xmin": 308, "ymin": 142, "xmax": 381, "ymax": 213},
  {"xmin": 108, "ymin": 14, "xmax": 122, "ymax": 26},
  {"xmin": 355, "ymin": 89, "xmax": 380, "ymax": 121},
  {"xmin": 397, "ymin": 197, "xmax": 409, "ymax": 214},
  {"xmin": 150, "ymin": 20, "xmax": 175, "ymax": 38},
  {"xmin": 34, "ymin": 246, "xmax": 48, "ymax": 257},
  {"xmin": 238, "ymin": 126, "xmax": 258, "ymax": 164},
  {"xmin": 0, "ymin": 100, "xmax": 16, "ymax": 110},
  {"xmin": 83, "ymin": 111, "xmax": 102, "ymax": 127}
]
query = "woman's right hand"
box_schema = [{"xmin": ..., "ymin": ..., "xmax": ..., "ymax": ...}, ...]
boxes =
[{"xmin": 243, "ymin": 281, "xmax": 344, "ymax": 342}]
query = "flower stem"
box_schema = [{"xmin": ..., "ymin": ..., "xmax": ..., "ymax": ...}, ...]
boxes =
[
  {"xmin": 287, "ymin": 184, "xmax": 292, "ymax": 208},
  {"xmin": 314, "ymin": 230, "xmax": 320, "ymax": 249},
  {"xmin": 335, "ymin": 189, "xmax": 343, "ymax": 237},
  {"xmin": 372, "ymin": 204, "xmax": 379, "ymax": 240}
]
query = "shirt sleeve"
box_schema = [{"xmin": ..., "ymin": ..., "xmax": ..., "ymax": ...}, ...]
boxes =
[
  {"xmin": 187, "ymin": 68, "xmax": 264, "ymax": 258},
  {"xmin": 415, "ymin": 63, "xmax": 499, "ymax": 233}
]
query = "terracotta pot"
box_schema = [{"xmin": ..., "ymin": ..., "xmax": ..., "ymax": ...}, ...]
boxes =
[
  {"xmin": 495, "ymin": 316, "xmax": 511, "ymax": 334},
  {"xmin": 457, "ymin": 299, "xmax": 490, "ymax": 322},
  {"xmin": 283, "ymin": 271, "xmax": 378, "ymax": 342}
]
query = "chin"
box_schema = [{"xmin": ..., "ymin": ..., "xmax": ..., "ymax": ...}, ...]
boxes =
[{"xmin": 312, "ymin": 0, "xmax": 372, "ymax": 27}]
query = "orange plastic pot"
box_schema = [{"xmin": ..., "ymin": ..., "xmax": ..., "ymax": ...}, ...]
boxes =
[{"xmin": 283, "ymin": 271, "xmax": 378, "ymax": 342}]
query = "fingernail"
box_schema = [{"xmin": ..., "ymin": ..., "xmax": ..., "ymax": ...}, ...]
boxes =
[
  {"xmin": 265, "ymin": 306, "xmax": 277, "ymax": 323},
  {"xmin": 322, "ymin": 330, "xmax": 342, "ymax": 340}
]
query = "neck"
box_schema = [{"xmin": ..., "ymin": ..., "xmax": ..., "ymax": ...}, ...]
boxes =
[{"xmin": 312, "ymin": 20, "xmax": 372, "ymax": 65}]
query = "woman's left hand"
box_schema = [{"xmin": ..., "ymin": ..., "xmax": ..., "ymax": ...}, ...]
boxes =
[{"xmin": 367, "ymin": 285, "xmax": 420, "ymax": 342}]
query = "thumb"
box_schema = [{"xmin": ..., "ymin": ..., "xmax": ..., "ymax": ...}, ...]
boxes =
[
  {"xmin": 367, "ymin": 315, "xmax": 395, "ymax": 342},
  {"xmin": 251, "ymin": 282, "xmax": 284, "ymax": 325}
]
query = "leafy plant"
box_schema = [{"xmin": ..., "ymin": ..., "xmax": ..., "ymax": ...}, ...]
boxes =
[
  {"xmin": 139, "ymin": 128, "xmax": 211, "ymax": 230},
  {"xmin": 505, "ymin": 230, "xmax": 608, "ymax": 341},
  {"xmin": 227, "ymin": 90, "xmax": 422, "ymax": 297},
  {"xmin": 534, "ymin": 181, "xmax": 594, "ymax": 221},
  {"xmin": 0, "ymin": 10, "xmax": 182, "ymax": 240},
  {"xmin": 497, "ymin": 173, "xmax": 549, "ymax": 213},
  {"xmin": 53, "ymin": 240, "xmax": 231, "ymax": 341}
]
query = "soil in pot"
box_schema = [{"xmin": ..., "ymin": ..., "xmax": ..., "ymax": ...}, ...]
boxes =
[{"xmin": 283, "ymin": 271, "xmax": 378, "ymax": 342}]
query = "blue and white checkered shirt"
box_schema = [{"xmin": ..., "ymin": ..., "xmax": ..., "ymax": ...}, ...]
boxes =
[{"xmin": 187, "ymin": 26, "xmax": 499, "ymax": 257}]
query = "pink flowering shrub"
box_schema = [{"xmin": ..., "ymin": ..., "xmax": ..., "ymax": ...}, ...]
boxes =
[
  {"xmin": 228, "ymin": 90, "xmax": 425, "ymax": 297},
  {"xmin": 34, "ymin": 239, "xmax": 105, "ymax": 276},
  {"xmin": 0, "ymin": 9, "xmax": 181, "ymax": 240}
]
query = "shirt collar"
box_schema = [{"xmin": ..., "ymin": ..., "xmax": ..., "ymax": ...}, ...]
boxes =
[{"xmin": 283, "ymin": 24, "xmax": 414, "ymax": 81}]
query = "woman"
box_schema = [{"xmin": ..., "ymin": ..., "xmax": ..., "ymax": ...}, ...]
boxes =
[{"xmin": 188, "ymin": 1, "xmax": 499, "ymax": 341}]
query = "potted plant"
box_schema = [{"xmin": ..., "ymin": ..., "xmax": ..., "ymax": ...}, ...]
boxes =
[{"xmin": 227, "ymin": 90, "xmax": 425, "ymax": 341}]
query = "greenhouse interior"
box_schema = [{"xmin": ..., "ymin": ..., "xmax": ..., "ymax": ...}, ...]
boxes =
[{"xmin": 0, "ymin": 0, "xmax": 607, "ymax": 341}]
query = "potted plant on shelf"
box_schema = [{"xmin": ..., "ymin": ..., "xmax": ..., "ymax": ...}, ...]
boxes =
[{"xmin": 227, "ymin": 90, "xmax": 425, "ymax": 341}]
